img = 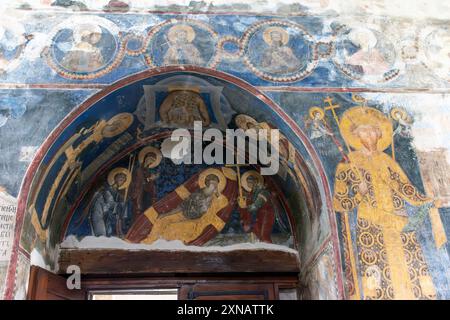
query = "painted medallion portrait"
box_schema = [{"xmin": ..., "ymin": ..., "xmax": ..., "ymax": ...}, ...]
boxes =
[
  {"xmin": 145, "ymin": 20, "xmax": 218, "ymax": 68},
  {"xmin": 242, "ymin": 21, "xmax": 316, "ymax": 82},
  {"xmin": 421, "ymin": 26, "xmax": 450, "ymax": 82},
  {"xmin": 45, "ymin": 16, "xmax": 121, "ymax": 78},
  {"xmin": 333, "ymin": 24, "xmax": 401, "ymax": 83},
  {"xmin": 0, "ymin": 17, "xmax": 33, "ymax": 75}
]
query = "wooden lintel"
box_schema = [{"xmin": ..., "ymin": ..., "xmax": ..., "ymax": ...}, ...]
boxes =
[{"xmin": 58, "ymin": 249, "xmax": 300, "ymax": 275}]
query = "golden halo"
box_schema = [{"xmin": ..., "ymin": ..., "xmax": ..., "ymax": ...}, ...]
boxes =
[
  {"xmin": 263, "ymin": 26, "xmax": 289, "ymax": 45},
  {"xmin": 241, "ymin": 170, "xmax": 264, "ymax": 192},
  {"xmin": 352, "ymin": 93, "xmax": 367, "ymax": 105},
  {"xmin": 235, "ymin": 114, "xmax": 258, "ymax": 130},
  {"xmin": 309, "ymin": 107, "xmax": 325, "ymax": 120},
  {"xmin": 198, "ymin": 168, "xmax": 226, "ymax": 193},
  {"xmin": 167, "ymin": 24, "xmax": 196, "ymax": 43},
  {"xmin": 102, "ymin": 113, "xmax": 134, "ymax": 138},
  {"xmin": 390, "ymin": 107, "xmax": 407, "ymax": 121},
  {"xmin": 138, "ymin": 146, "xmax": 162, "ymax": 168},
  {"xmin": 340, "ymin": 107, "xmax": 393, "ymax": 151},
  {"xmin": 107, "ymin": 167, "xmax": 131, "ymax": 190}
]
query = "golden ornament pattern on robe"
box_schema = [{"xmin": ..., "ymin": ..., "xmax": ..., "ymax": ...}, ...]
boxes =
[
  {"xmin": 357, "ymin": 218, "xmax": 436, "ymax": 300},
  {"xmin": 332, "ymin": 105, "xmax": 443, "ymax": 300}
]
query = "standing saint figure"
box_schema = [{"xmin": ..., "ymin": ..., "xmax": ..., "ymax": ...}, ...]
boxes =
[
  {"xmin": 89, "ymin": 167, "xmax": 130, "ymax": 237},
  {"xmin": 259, "ymin": 26, "xmax": 302, "ymax": 74},
  {"xmin": 129, "ymin": 146, "xmax": 162, "ymax": 224},
  {"xmin": 333, "ymin": 106, "xmax": 440, "ymax": 300},
  {"xmin": 235, "ymin": 114, "xmax": 322, "ymax": 229},
  {"xmin": 60, "ymin": 23, "xmax": 105, "ymax": 72},
  {"xmin": 162, "ymin": 24, "xmax": 204, "ymax": 66},
  {"xmin": 238, "ymin": 171, "xmax": 277, "ymax": 243},
  {"xmin": 344, "ymin": 28, "xmax": 389, "ymax": 77}
]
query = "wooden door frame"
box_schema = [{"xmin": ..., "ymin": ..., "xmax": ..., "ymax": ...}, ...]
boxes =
[
  {"xmin": 54, "ymin": 247, "xmax": 301, "ymax": 300},
  {"xmin": 80, "ymin": 273, "xmax": 299, "ymax": 300},
  {"xmin": 28, "ymin": 264, "xmax": 299, "ymax": 300}
]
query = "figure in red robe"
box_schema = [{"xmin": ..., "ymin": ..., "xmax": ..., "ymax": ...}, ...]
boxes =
[
  {"xmin": 129, "ymin": 151, "xmax": 160, "ymax": 224},
  {"xmin": 239, "ymin": 173, "xmax": 276, "ymax": 243},
  {"xmin": 126, "ymin": 167, "xmax": 238, "ymax": 245}
]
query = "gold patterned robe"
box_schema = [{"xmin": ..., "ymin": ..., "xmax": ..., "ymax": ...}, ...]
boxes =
[{"xmin": 333, "ymin": 150, "xmax": 436, "ymax": 300}]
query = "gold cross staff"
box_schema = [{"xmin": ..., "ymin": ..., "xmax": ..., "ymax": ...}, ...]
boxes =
[
  {"xmin": 225, "ymin": 163, "xmax": 249, "ymax": 208},
  {"xmin": 322, "ymin": 95, "xmax": 362, "ymax": 300},
  {"xmin": 323, "ymin": 96, "xmax": 355, "ymax": 157},
  {"xmin": 324, "ymin": 96, "xmax": 341, "ymax": 126},
  {"xmin": 323, "ymin": 96, "xmax": 365, "ymax": 179},
  {"xmin": 226, "ymin": 163, "xmax": 257, "ymax": 243}
]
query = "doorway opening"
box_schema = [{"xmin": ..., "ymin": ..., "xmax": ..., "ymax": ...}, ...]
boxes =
[
  {"xmin": 90, "ymin": 289, "xmax": 179, "ymax": 300},
  {"xmin": 27, "ymin": 265, "xmax": 299, "ymax": 300}
]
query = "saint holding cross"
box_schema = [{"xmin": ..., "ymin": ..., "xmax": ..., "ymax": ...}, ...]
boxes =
[{"xmin": 324, "ymin": 96, "xmax": 445, "ymax": 300}]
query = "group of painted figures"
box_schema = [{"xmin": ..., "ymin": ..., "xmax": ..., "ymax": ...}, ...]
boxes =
[
  {"xmin": 82, "ymin": 107, "xmax": 306, "ymax": 246},
  {"xmin": 1, "ymin": 15, "xmax": 449, "ymax": 83},
  {"xmin": 88, "ymin": 156, "xmax": 283, "ymax": 245},
  {"xmin": 84, "ymin": 95, "xmax": 450, "ymax": 299},
  {"xmin": 26, "ymin": 80, "xmax": 448, "ymax": 300}
]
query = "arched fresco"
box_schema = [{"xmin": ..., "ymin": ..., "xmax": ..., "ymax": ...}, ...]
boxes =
[{"xmin": 4, "ymin": 68, "xmax": 343, "ymax": 300}]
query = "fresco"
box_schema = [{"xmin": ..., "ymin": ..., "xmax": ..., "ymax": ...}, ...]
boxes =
[
  {"xmin": 30, "ymin": 112, "xmax": 134, "ymax": 234},
  {"xmin": 45, "ymin": 76, "xmax": 317, "ymax": 249},
  {"xmin": 302, "ymin": 242, "xmax": 339, "ymax": 300},
  {"xmin": 42, "ymin": 16, "xmax": 122, "ymax": 79},
  {"xmin": 133, "ymin": 75, "xmax": 233, "ymax": 131},
  {"xmin": 16, "ymin": 73, "xmax": 328, "ymax": 260},
  {"xmin": 145, "ymin": 19, "xmax": 218, "ymax": 68},
  {"xmin": 332, "ymin": 24, "xmax": 401, "ymax": 83},
  {"xmin": 332, "ymin": 103, "xmax": 440, "ymax": 299},
  {"xmin": 233, "ymin": 111, "xmax": 326, "ymax": 263},
  {"xmin": 421, "ymin": 26, "xmax": 450, "ymax": 83},
  {"xmin": 275, "ymin": 91, "xmax": 450, "ymax": 299},
  {"xmin": 68, "ymin": 156, "xmax": 294, "ymax": 247},
  {"xmin": 0, "ymin": 189, "xmax": 16, "ymax": 298},
  {"xmin": 0, "ymin": 9, "xmax": 446, "ymax": 87},
  {"xmin": 0, "ymin": 90, "xmax": 95, "ymax": 196},
  {"xmin": 242, "ymin": 20, "xmax": 316, "ymax": 82},
  {"xmin": 0, "ymin": 2, "xmax": 449, "ymax": 300},
  {"xmin": 158, "ymin": 89, "xmax": 210, "ymax": 127},
  {"xmin": 0, "ymin": 17, "xmax": 33, "ymax": 76}
]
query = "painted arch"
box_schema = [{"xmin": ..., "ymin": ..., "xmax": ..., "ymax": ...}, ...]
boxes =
[{"xmin": 4, "ymin": 67, "xmax": 344, "ymax": 299}]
